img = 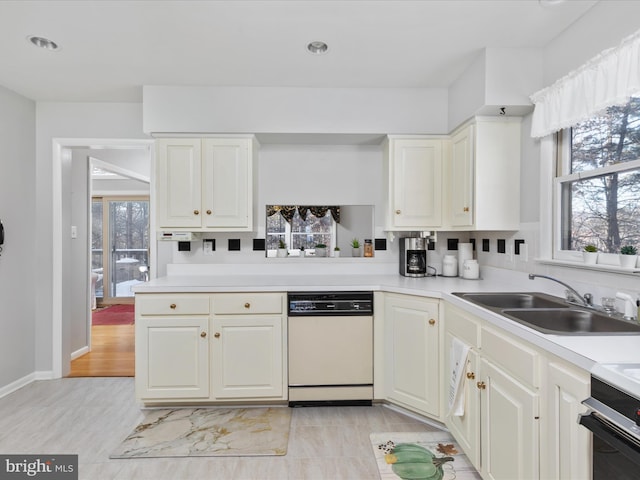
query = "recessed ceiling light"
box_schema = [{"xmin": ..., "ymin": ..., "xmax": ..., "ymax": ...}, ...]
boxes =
[
  {"xmin": 307, "ymin": 41, "xmax": 329, "ymax": 55},
  {"xmin": 27, "ymin": 35, "xmax": 60, "ymax": 51}
]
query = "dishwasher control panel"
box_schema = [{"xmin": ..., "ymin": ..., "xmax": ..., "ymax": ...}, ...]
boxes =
[{"xmin": 288, "ymin": 291, "xmax": 373, "ymax": 316}]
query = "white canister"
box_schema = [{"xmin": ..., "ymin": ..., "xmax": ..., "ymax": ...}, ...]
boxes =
[
  {"xmin": 458, "ymin": 243, "xmax": 473, "ymax": 274},
  {"xmin": 442, "ymin": 255, "xmax": 458, "ymax": 277},
  {"xmin": 462, "ymin": 259, "xmax": 480, "ymax": 279}
]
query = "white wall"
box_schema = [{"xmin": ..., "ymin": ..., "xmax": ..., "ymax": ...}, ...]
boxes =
[
  {"xmin": 143, "ymin": 86, "xmax": 450, "ymax": 135},
  {"xmin": 0, "ymin": 86, "xmax": 36, "ymax": 390},
  {"xmin": 35, "ymin": 102, "xmax": 148, "ymax": 376}
]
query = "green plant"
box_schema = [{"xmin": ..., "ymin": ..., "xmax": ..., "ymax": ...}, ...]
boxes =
[
  {"xmin": 351, "ymin": 238, "xmax": 360, "ymax": 248},
  {"xmin": 278, "ymin": 239, "xmax": 286, "ymax": 249},
  {"xmin": 583, "ymin": 244, "xmax": 597, "ymax": 253},
  {"xmin": 315, "ymin": 243, "xmax": 327, "ymax": 249},
  {"xmin": 621, "ymin": 245, "xmax": 637, "ymax": 255},
  {"xmin": 334, "ymin": 246, "xmax": 340, "ymax": 251}
]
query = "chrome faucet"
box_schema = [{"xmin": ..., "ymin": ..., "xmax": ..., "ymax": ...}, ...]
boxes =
[{"xmin": 528, "ymin": 273, "xmax": 593, "ymax": 307}]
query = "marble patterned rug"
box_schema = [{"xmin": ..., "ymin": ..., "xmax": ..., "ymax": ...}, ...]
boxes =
[
  {"xmin": 111, "ymin": 407, "xmax": 291, "ymax": 458},
  {"xmin": 371, "ymin": 432, "xmax": 481, "ymax": 480}
]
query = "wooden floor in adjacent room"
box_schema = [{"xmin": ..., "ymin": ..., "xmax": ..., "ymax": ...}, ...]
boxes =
[{"xmin": 68, "ymin": 324, "xmax": 135, "ymax": 377}]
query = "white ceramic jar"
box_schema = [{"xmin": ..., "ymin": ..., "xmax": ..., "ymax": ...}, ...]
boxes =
[
  {"xmin": 462, "ymin": 259, "xmax": 480, "ymax": 279},
  {"xmin": 442, "ymin": 255, "xmax": 458, "ymax": 277}
]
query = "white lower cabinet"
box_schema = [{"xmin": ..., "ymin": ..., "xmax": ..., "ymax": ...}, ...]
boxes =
[
  {"xmin": 480, "ymin": 357, "xmax": 539, "ymax": 480},
  {"xmin": 444, "ymin": 303, "xmax": 592, "ymax": 480},
  {"xmin": 541, "ymin": 359, "xmax": 591, "ymax": 480},
  {"xmin": 135, "ymin": 292, "xmax": 286, "ymax": 403},
  {"xmin": 136, "ymin": 316, "xmax": 210, "ymax": 399},
  {"xmin": 384, "ymin": 293, "xmax": 440, "ymax": 417},
  {"xmin": 211, "ymin": 316, "xmax": 284, "ymax": 399}
]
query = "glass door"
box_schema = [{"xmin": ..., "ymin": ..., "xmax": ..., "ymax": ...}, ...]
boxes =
[{"xmin": 92, "ymin": 197, "xmax": 149, "ymax": 305}]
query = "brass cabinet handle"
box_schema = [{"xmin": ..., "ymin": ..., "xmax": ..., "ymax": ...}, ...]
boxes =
[
  {"xmin": 244, "ymin": 302, "xmax": 251, "ymax": 309},
  {"xmin": 428, "ymin": 318, "xmax": 436, "ymax": 325},
  {"xmin": 466, "ymin": 372, "xmax": 475, "ymax": 380},
  {"xmin": 206, "ymin": 209, "xmax": 212, "ymax": 215},
  {"xmin": 463, "ymin": 207, "xmax": 469, "ymax": 212},
  {"xmin": 200, "ymin": 331, "xmax": 207, "ymax": 338},
  {"xmin": 477, "ymin": 381, "xmax": 486, "ymax": 390},
  {"xmin": 170, "ymin": 303, "xmax": 177, "ymax": 309},
  {"xmin": 214, "ymin": 332, "xmax": 221, "ymax": 338},
  {"xmin": 395, "ymin": 209, "xmax": 401, "ymax": 215},
  {"xmin": 194, "ymin": 210, "xmax": 200, "ymax": 215}
]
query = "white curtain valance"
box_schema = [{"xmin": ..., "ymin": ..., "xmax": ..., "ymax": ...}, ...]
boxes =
[{"xmin": 530, "ymin": 29, "xmax": 640, "ymax": 138}]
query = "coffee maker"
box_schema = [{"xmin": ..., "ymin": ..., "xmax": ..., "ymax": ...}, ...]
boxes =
[{"xmin": 399, "ymin": 237, "xmax": 427, "ymax": 277}]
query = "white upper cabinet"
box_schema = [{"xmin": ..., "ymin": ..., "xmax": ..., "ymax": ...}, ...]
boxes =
[
  {"xmin": 383, "ymin": 136, "xmax": 444, "ymax": 230},
  {"xmin": 445, "ymin": 117, "xmax": 521, "ymax": 231},
  {"xmin": 156, "ymin": 136, "xmax": 256, "ymax": 231}
]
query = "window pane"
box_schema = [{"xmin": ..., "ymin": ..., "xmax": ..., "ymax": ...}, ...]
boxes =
[
  {"xmin": 571, "ymin": 96, "xmax": 640, "ymax": 174},
  {"xmin": 91, "ymin": 200, "xmax": 103, "ymax": 298},
  {"xmin": 561, "ymin": 170, "xmax": 640, "ymax": 253},
  {"xmin": 266, "ymin": 212, "xmax": 286, "ymax": 250}
]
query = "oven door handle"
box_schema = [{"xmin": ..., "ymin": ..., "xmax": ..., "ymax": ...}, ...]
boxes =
[{"xmin": 579, "ymin": 412, "xmax": 640, "ymax": 467}]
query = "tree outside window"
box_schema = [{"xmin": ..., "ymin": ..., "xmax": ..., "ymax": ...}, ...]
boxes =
[{"xmin": 560, "ymin": 96, "xmax": 640, "ymax": 254}]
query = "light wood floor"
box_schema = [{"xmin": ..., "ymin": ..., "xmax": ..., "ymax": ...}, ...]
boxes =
[
  {"xmin": 69, "ymin": 324, "xmax": 135, "ymax": 377},
  {"xmin": 0, "ymin": 377, "xmax": 463, "ymax": 480}
]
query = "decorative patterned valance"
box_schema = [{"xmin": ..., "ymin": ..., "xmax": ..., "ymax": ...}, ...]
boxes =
[{"xmin": 266, "ymin": 205, "xmax": 341, "ymax": 223}]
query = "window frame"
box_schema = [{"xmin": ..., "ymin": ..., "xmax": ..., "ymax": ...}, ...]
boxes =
[
  {"xmin": 265, "ymin": 210, "xmax": 337, "ymax": 257},
  {"xmin": 552, "ymin": 128, "xmax": 640, "ymax": 264}
]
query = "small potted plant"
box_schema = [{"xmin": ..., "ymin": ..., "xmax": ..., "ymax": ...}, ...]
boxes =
[
  {"xmin": 583, "ymin": 244, "xmax": 598, "ymax": 264},
  {"xmin": 351, "ymin": 238, "xmax": 361, "ymax": 257},
  {"xmin": 333, "ymin": 246, "xmax": 340, "ymax": 258},
  {"xmin": 277, "ymin": 239, "xmax": 288, "ymax": 258},
  {"xmin": 314, "ymin": 243, "xmax": 327, "ymax": 257},
  {"xmin": 620, "ymin": 245, "xmax": 638, "ymax": 268},
  {"xmin": 299, "ymin": 245, "xmax": 305, "ymax": 258}
]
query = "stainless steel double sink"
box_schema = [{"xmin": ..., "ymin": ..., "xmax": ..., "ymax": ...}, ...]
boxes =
[{"xmin": 453, "ymin": 292, "xmax": 640, "ymax": 335}]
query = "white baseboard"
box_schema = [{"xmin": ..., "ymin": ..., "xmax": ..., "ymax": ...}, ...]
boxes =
[
  {"xmin": 71, "ymin": 346, "xmax": 89, "ymax": 360},
  {"xmin": 0, "ymin": 370, "xmax": 54, "ymax": 399}
]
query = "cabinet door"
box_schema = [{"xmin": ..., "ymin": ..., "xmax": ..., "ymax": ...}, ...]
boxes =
[
  {"xmin": 202, "ymin": 139, "xmax": 251, "ymax": 229},
  {"xmin": 542, "ymin": 361, "xmax": 591, "ymax": 480},
  {"xmin": 135, "ymin": 317, "xmax": 209, "ymax": 399},
  {"xmin": 385, "ymin": 294, "xmax": 440, "ymax": 417},
  {"xmin": 449, "ymin": 125, "xmax": 474, "ymax": 227},
  {"xmin": 480, "ymin": 358, "xmax": 539, "ymax": 480},
  {"xmin": 156, "ymin": 138, "xmax": 202, "ymax": 228},
  {"xmin": 391, "ymin": 139, "xmax": 442, "ymax": 228},
  {"xmin": 211, "ymin": 316, "xmax": 284, "ymax": 399},
  {"xmin": 445, "ymin": 337, "xmax": 480, "ymax": 469}
]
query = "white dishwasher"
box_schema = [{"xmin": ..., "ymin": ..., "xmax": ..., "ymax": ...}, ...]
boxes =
[{"xmin": 287, "ymin": 291, "xmax": 373, "ymax": 406}]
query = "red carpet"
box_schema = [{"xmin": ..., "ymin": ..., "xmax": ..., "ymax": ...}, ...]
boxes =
[{"xmin": 92, "ymin": 304, "xmax": 135, "ymax": 326}]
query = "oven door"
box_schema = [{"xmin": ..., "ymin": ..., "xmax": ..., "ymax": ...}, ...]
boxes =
[{"xmin": 579, "ymin": 400, "xmax": 640, "ymax": 478}]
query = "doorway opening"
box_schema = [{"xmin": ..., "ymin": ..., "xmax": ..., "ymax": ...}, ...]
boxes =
[{"xmin": 65, "ymin": 146, "xmax": 152, "ymax": 377}]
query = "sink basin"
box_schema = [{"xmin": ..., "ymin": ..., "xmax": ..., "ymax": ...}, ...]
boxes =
[
  {"xmin": 501, "ymin": 308, "xmax": 640, "ymax": 335},
  {"xmin": 454, "ymin": 292, "xmax": 569, "ymax": 310}
]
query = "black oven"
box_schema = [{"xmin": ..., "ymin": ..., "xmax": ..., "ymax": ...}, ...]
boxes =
[{"xmin": 579, "ymin": 376, "xmax": 640, "ymax": 479}]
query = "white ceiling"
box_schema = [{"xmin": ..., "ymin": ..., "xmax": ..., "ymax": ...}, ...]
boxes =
[{"xmin": 0, "ymin": 0, "xmax": 598, "ymax": 103}]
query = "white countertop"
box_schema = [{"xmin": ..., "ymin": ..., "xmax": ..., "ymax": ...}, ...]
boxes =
[{"xmin": 134, "ymin": 266, "xmax": 640, "ymax": 398}]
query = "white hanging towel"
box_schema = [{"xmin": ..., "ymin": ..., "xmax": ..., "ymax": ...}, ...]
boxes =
[{"xmin": 448, "ymin": 337, "xmax": 471, "ymax": 417}]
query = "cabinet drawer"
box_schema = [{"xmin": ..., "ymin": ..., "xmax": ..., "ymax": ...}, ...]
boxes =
[
  {"xmin": 136, "ymin": 294, "xmax": 210, "ymax": 315},
  {"xmin": 213, "ymin": 293, "xmax": 284, "ymax": 315},
  {"xmin": 481, "ymin": 326, "xmax": 539, "ymax": 387},
  {"xmin": 445, "ymin": 305, "xmax": 480, "ymax": 347}
]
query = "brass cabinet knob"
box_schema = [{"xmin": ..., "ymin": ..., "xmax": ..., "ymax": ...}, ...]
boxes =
[
  {"xmin": 200, "ymin": 331, "xmax": 207, "ymax": 338},
  {"xmin": 395, "ymin": 209, "xmax": 401, "ymax": 215},
  {"xmin": 194, "ymin": 210, "xmax": 200, "ymax": 215},
  {"xmin": 244, "ymin": 302, "xmax": 251, "ymax": 309},
  {"xmin": 466, "ymin": 372, "xmax": 475, "ymax": 380},
  {"xmin": 463, "ymin": 207, "xmax": 469, "ymax": 212},
  {"xmin": 170, "ymin": 303, "xmax": 177, "ymax": 309},
  {"xmin": 206, "ymin": 210, "xmax": 212, "ymax": 215},
  {"xmin": 477, "ymin": 381, "xmax": 486, "ymax": 390},
  {"xmin": 214, "ymin": 332, "xmax": 221, "ymax": 338},
  {"xmin": 428, "ymin": 319, "xmax": 436, "ymax": 325}
]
